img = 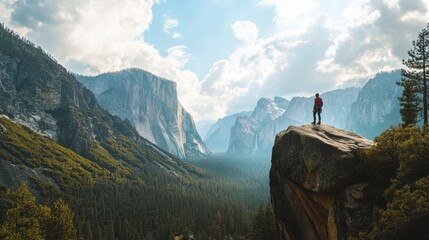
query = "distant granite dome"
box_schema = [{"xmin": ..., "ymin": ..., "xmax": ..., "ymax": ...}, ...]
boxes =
[
  {"xmin": 204, "ymin": 111, "xmax": 252, "ymax": 153},
  {"xmin": 227, "ymin": 116, "xmax": 261, "ymax": 155},
  {"xmin": 270, "ymin": 124, "xmax": 374, "ymax": 239},
  {"xmin": 251, "ymin": 98, "xmax": 286, "ymax": 122},
  {"xmin": 227, "ymin": 97, "xmax": 289, "ymax": 156},
  {"xmin": 77, "ymin": 68, "xmax": 210, "ymax": 159}
]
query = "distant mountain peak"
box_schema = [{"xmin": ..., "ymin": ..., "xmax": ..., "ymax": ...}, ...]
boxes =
[{"xmin": 251, "ymin": 98, "xmax": 285, "ymax": 122}]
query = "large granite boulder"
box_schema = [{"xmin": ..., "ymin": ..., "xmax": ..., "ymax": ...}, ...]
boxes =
[{"xmin": 270, "ymin": 124, "xmax": 374, "ymax": 240}]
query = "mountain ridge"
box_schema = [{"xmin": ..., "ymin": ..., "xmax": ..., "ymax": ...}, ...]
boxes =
[
  {"xmin": 0, "ymin": 24, "xmax": 200, "ymax": 191},
  {"xmin": 208, "ymin": 70, "xmax": 401, "ymax": 156}
]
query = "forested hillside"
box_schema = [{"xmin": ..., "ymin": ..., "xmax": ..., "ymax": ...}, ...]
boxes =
[
  {"xmin": 0, "ymin": 23, "xmax": 278, "ymax": 239},
  {"xmin": 358, "ymin": 126, "xmax": 429, "ymax": 239},
  {"xmin": 0, "ymin": 23, "xmax": 199, "ymax": 180}
]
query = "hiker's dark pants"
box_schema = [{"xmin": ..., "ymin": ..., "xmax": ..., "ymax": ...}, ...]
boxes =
[{"xmin": 313, "ymin": 107, "xmax": 321, "ymax": 123}]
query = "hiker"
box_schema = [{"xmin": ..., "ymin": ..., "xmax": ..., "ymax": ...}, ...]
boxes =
[{"xmin": 312, "ymin": 93, "xmax": 323, "ymax": 125}]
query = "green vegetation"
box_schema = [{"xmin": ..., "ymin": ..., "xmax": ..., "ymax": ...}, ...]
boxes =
[
  {"xmin": 34, "ymin": 157, "xmax": 273, "ymax": 239},
  {"xmin": 398, "ymin": 23, "xmax": 429, "ymax": 126},
  {"xmin": 398, "ymin": 80, "xmax": 421, "ymax": 126},
  {"xmin": 0, "ymin": 117, "xmax": 114, "ymax": 187},
  {"xmin": 359, "ymin": 125, "xmax": 429, "ymax": 239},
  {"xmin": 0, "ymin": 182, "xmax": 76, "ymax": 240},
  {"xmin": 0, "ymin": 22, "xmax": 201, "ymax": 183},
  {"xmin": 0, "ymin": 116, "xmax": 275, "ymax": 239},
  {"xmin": 248, "ymin": 203, "xmax": 279, "ymax": 240}
]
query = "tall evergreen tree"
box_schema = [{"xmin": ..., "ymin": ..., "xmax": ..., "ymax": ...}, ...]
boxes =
[
  {"xmin": 0, "ymin": 183, "xmax": 78, "ymax": 240},
  {"xmin": 398, "ymin": 79, "xmax": 421, "ymax": 125},
  {"xmin": 264, "ymin": 204, "xmax": 279, "ymax": 240},
  {"xmin": 250, "ymin": 204, "xmax": 267, "ymax": 240},
  {"xmin": 401, "ymin": 23, "xmax": 429, "ymax": 125},
  {"xmin": 45, "ymin": 198, "xmax": 77, "ymax": 240},
  {"xmin": 0, "ymin": 182, "xmax": 44, "ymax": 240}
]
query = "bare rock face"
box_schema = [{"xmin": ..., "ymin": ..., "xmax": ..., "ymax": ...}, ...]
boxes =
[
  {"xmin": 347, "ymin": 71, "xmax": 402, "ymax": 139},
  {"xmin": 270, "ymin": 124, "xmax": 374, "ymax": 240},
  {"xmin": 77, "ymin": 69, "xmax": 210, "ymax": 159}
]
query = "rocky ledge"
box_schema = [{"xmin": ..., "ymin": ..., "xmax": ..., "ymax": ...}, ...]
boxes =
[{"xmin": 270, "ymin": 124, "xmax": 374, "ymax": 240}]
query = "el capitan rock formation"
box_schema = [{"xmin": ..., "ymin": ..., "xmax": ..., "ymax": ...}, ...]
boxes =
[
  {"xmin": 270, "ymin": 124, "xmax": 374, "ymax": 240},
  {"xmin": 76, "ymin": 69, "xmax": 209, "ymax": 159}
]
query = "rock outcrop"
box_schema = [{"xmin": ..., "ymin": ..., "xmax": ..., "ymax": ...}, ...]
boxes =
[
  {"xmin": 225, "ymin": 89, "xmax": 361, "ymax": 156},
  {"xmin": 270, "ymin": 124, "xmax": 374, "ymax": 240},
  {"xmin": 77, "ymin": 69, "xmax": 210, "ymax": 159}
]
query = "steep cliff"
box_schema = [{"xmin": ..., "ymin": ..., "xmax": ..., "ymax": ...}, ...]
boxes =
[
  {"xmin": 0, "ymin": 24, "xmax": 198, "ymax": 185},
  {"xmin": 227, "ymin": 116, "xmax": 261, "ymax": 155},
  {"xmin": 227, "ymin": 98, "xmax": 286, "ymax": 155},
  {"xmin": 270, "ymin": 124, "xmax": 374, "ymax": 240},
  {"xmin": 204, "ymin": 111, "xmax": 252, "ymax": 153},
  {"xmin": 347, "ymin": 70, "xmax": 402, "ymax": 139},
  {"xmin": 77, "ymin": 69, "xmax": 209, "ymax": 159}
]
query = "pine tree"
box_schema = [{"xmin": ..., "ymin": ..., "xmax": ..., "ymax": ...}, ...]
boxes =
[
  {"xmin": 45, "ymin": 198, "xmax": 77, "ymax": 240},
  {"xmin": 264, "ymin": 204, "xmax": 279, "ymax": 240},
  {"xmin": 401, "ymin": 23, "xmax": 429, "ymax": 125},
  {"xmin": 0, "ymin": 182, "xmax": 44, "ymax": 240},
  {"xmin": 250, "ymin": 204, "xmax": 267, "ymax": 240},
  {"xmin": 398, "ymin": 78, "xmax": 421, "ymax": 126}
]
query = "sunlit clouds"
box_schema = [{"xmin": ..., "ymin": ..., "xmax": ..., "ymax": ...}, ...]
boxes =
[{"xmin": 1, "ymin": 0, "xmax": 429, "ymax": 128}]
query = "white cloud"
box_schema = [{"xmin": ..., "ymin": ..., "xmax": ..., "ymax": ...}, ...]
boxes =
[
  {"xmin": 0, "ymin": 0, "xmax": 200, "ymax": 119},
  {"xmin": 162, "ymin": 16, "xmax": 182, "ymax": 38},
  {"xmin": 0, "ymin": 1, "xmax": 14, "ymax": 23},
  {"xmin": 231, "ymin": 20, "xmax": 259, "ymax": 45},
  {"xmin": 258, "ymin": 0, "xmax": 319, "ymax": 27},
  {"xmin": 196, "ymin": 0, "xmax": 429, "ymax": 124},
  {"xmin": 0, "ymin": 0, "xmax": 189, "ymax": 78},
  {"xmin": 383, "ymin": 0, "xmax": 400, "ymax": 10},
  {"xmin": 2, "ymin": 0, "xmax": 429, "ymax": 127}
]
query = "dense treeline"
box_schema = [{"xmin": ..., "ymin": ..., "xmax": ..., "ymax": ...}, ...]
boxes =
[
  {"xmin": 0, "ymin": 22, "xmax": 277, "ymax": 238},
  {"xmin": 358, "ymin": 126, "xmax": 429, "ymax": 239},
  {"xmin": 0, "ymin": 23, "xmax": 58, "ymax": 68},
  {"xmin": 0, "ymin": 182, "xmax": 76, "ymax": 240},
  {"xmin": 0, "ymin": 156, "xmax": 276, "ymax": 239}
]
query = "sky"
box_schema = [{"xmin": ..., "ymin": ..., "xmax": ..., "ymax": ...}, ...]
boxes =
[{"xmin": 1, "ymin": 0, "xmax": 429, "ymax": 133}]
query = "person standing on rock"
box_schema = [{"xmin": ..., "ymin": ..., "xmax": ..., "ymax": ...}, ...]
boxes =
[{"xmin": 312, "ymin": 93, "xmax": 323, "ymax": 125}]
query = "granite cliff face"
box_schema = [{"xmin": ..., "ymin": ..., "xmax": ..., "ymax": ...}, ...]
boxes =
[
  {"xmin": 77, "ymin": 69, "xmax": 209, "ymax": 159},
  {"xmin": 270, "ymin": 124, "xmax": 374, "ymax": 240},
  {"xmin": 227, "ymin": 116, "xmax": 261, "ymax": 155},
  {"xmin": 347, "ymin": 70, "xmax": 402, "ymax": 139},
  {"xmin": 204, "ymin": 111, "xmax": 251, "ymax": 153},
  {"xmin": 0, "ymin": 25, "xmax": 197, "ymax": 182},
  {"xmin": 227, "ymin": 98, "xmax": 288, "ymax": 155}
]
